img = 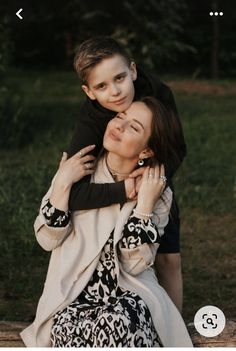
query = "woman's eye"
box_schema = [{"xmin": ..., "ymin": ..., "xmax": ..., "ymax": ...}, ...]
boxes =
[{"xmin": 131, "ymin": 125, "xmax": 138, "ymax": 131}]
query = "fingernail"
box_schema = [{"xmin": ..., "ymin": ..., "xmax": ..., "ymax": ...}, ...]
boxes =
[{"xmin": 90, "ymin": 144, "xmax": 96, "ymax": 148}]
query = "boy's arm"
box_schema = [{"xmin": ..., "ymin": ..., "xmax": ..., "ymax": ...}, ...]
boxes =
[{"xmin": 66, "ymin": 103, "xmax": 127, "ymax": 211}]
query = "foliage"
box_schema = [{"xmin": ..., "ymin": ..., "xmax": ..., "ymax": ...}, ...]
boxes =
[
  {"xmin": 181, "ymin": 0, "xmax": 236, "ymax": 77},
  {"xmin": 114, "ymin": 0, "xmax": 196, "ymax": 71},
  {"xmin": 3, "ymin": 0, "xmax": 236, "ymax": 77},
  {"xmin": 0, "ymin": 16, "xmax": 13, "ymax": 76},
  {"xmin": 0, "ymin": 16, "xmax": 30, "ymax": 149}
]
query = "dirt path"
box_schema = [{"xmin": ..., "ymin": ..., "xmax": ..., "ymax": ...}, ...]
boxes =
[{"xmin": 167, "ymin": 80, "xmax": 236, "ymax": 95}]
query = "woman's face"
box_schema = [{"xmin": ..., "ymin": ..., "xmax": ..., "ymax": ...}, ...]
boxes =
[{"xmin": 103, "ymin": 101, "xmax": 153, "ymax": 160}]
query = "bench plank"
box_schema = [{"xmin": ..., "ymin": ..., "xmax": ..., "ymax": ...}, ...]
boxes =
[{"xmin": 1, "ymin": 319, "xmax": 236, "ymax": 347}]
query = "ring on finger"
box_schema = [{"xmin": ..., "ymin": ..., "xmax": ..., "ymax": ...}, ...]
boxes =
[
  {"xmin": 78, "ymin": 151, "xmax": 83, "ymax": 158},
  {"xmin": 85, "ymin": 163, "xmax": 92, "ymax": 170},
  {"xmin": 160, "ymin": 175, "xmax": 167, "ymax": 182}
]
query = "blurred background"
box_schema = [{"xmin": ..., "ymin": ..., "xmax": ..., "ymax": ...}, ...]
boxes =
[{"xmin": 0, "ymin": 0, "xmax": 235, "ymax": 324}]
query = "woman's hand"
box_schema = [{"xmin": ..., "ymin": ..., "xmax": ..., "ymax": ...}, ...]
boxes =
[
  {"xmin": 49, "ymin": 145, "xmax": 95, "ymax": 212},
  {"xmin": 136, "ymin": 165, "xmax": 166, "ymax": 214},
  {"xmin": 55, "ymin": 145, "xmax": 96, "ymax": 188}
]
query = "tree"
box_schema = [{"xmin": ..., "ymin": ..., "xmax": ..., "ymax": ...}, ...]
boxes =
[
  {"xmin": 211, "ymin": 0, "xmax": 220, "ymax": 79},
  {"xmin": 112, "ymin": 0, "xmax": 196, "ymax": 72}
]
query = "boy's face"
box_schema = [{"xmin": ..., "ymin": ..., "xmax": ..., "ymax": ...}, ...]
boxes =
[{"xmin": 82, "ymin": 54, "xmax": 137, "ymax": 112}]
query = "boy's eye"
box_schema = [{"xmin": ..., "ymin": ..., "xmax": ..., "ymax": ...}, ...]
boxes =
[
  {"xmin": 116, "ymin": 74, "xmax": 126, "ymax": 82},
  {"xmin": 97, "ymin": 84, "xmax": 106, "ymax": 90}
]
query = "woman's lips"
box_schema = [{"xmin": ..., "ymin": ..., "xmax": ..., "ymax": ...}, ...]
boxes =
[{"xmin": 108, "ymin": 131, "xmax": 121, "ymax": 141}]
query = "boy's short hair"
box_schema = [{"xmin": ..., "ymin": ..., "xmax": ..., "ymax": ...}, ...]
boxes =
[{"xmin": 74, "ymin": 36, "xmax": 132, "ymax": 84}]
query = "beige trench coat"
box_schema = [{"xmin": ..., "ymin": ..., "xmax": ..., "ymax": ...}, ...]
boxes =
[{"xmin": 20, "ymin": 157, "xmax": 193, "ymax": 347}]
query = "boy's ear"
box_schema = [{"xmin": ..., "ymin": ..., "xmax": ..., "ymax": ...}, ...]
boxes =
[
  {"xmin": 139, "ymin": 147, "xmax": 154, "ymax": 160},
  {"xmin": 82, "ymin": 85, "xmax": 96, "ymax": 100},
  {"xmin": 130, "ymin": 61, "xmax": 137, "ymax": 81}
]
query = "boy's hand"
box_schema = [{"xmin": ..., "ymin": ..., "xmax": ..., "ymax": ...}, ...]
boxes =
[
  {"xmin": 127, "ymin": 167, "xmax": 147, "ymax": 200},
  {"xmin": 129, "ymin": 167, "xmax": 147, "ymax": 179},
  {"xmin": 124, "ymin": 177, "xmax": 136, "ymax": 200},
  {"xmin": 124, "ymin": 167, "xmax": 147, "ymax": 200}
]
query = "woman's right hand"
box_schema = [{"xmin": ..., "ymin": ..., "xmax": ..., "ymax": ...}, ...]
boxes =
[{"xmin": 55, "ymin": 145, "xmax": 96, "ymax": 188}]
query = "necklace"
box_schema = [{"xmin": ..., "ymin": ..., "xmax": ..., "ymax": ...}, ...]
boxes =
[{"xmin": 106, "ymin": 156, "xmax": 131, "ymax": 177}]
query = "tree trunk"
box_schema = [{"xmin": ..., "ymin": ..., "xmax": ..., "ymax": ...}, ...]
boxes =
[{"xmin": 211, "ymin": 0, "xmax": 220, "ymax": 79}]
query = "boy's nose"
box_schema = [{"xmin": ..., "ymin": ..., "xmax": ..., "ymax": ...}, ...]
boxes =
[{"xmin": 110, "ymin": 84, "xmax": 121, "ymax": 96}]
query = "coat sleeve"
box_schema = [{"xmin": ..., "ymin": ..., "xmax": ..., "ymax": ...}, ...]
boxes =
[
  {"xmin": 152, "ymin": 186, "xmax": 173, "ymax": 237},
  {"xmin": 119, "ymin": 187, "xmax": 173, "ymax": 276},
  {"xmin": 34, "ymin": 175, "xmax": 73, "ymax": 252}
]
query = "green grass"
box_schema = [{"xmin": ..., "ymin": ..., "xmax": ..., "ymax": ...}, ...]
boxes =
[
  {"xmin": 175, "ymin": 92, "xmax": 236, "ymax": 321},
  {"xmin": 0, "ymin": 70, "xmax": 235, "ymax": 324}
]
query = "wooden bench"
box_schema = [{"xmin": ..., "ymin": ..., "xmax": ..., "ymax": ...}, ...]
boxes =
[
  {"xmin": 0, "ymin": 321, "xmax": 27, "ymax": 347},
  {"xmin": 1, "ymin": 319, "xmax": 236, "ymax": 347},
  {"xmin": 188, "ymin": 319, "xmax": 236, "ymax": 347}
]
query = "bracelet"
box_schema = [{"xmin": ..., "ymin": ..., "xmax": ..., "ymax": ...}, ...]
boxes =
[{"xmin": 133, "ymin": 209, "xmax": 153, "ymax": 218}]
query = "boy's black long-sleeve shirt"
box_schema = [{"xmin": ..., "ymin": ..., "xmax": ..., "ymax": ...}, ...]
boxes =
[{"xmin": 67, "ymin": 67, "xmax": 186, "ymax": 211}]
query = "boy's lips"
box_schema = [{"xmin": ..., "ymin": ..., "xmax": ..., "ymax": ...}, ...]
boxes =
[{"xmin": 111, "ymin": 97, "xmax": 126, "ymax": 105}]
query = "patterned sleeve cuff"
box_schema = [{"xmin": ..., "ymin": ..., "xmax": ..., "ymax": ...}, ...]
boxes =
[
  {"xmin": 121, "ymin": 211, "xmax": 161, "ymax": 249},
  {"xmin": 41, "ymin": 200, "xmax": 71, "ymax": 227}
]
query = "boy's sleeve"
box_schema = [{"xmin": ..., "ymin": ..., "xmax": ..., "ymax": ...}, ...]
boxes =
[
  {"xmin": 149, "ymin": 73, "xmax": 187, "ymax": 178},
  {"xmin": 160, "ymin": 83, "xmax": 187, "ymax": 177},
  {"xmin": 66, "ymin": 102, "xmax": 126, "ymax": 211}
]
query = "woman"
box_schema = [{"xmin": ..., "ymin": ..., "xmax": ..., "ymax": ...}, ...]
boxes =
[{"xmin": 20, "ymin": 97, "xmax": 192, "ymax": 347}]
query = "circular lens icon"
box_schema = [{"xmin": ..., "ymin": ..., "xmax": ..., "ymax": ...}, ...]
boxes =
[{"xmin": 194, "ymin": 305, "xmax": 226, "ymax": 337}]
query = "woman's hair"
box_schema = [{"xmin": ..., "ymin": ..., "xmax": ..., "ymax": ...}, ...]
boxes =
[
  {"xmin": 141, "ymin": 96, "xmax": 184, "ymax": 221},
  {"xmin": 141, "ymin": 96, "xmax": 183, "ymax": 179}
]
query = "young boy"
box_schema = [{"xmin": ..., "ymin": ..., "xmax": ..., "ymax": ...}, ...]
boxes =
[{"xmin": 66, "ymin": 36, "xmax": 186, "ymax": 313}]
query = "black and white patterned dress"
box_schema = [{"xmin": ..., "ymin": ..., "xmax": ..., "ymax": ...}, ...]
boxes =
[{"xmin": 42, "ymin": 201, "xmax": 163, "ymax": 347}]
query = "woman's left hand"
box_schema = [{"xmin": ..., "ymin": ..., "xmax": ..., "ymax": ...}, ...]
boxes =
[
  {"xmin": 136, "ymin": 165, "xmax": 166, "ymax": 213},
  {"xmin": 49, "ymin": 145, "xmax": 96, "ymax": 211}
]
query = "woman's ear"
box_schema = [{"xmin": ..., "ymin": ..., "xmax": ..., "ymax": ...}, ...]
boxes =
[
  {"xmin": 139, "ymin": 148, "xmax": 154, "ymax": 160},
  {"xmin": 82, "ymin": 85, "xmax": 96, "ymax": 100}
]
